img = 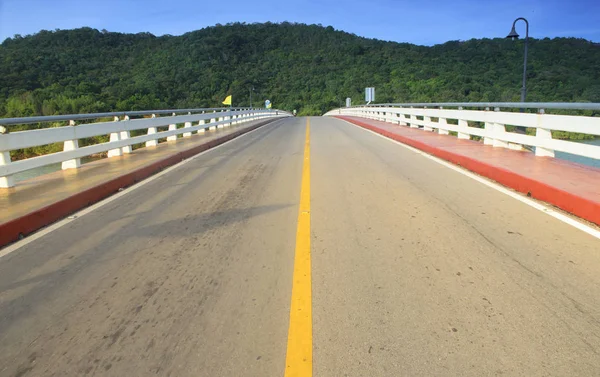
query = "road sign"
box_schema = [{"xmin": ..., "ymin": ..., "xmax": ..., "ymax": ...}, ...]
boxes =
[
  {"xmin": 346, "ymin": 98, "xmax": 352, "ymax": 107},
  {"xmin": 365, "ymin": 87, "xmax": 375, "ymax": 102},
  {"xmin": 265, "ymin": 99, "xmax": 271, "ymax": 109}
]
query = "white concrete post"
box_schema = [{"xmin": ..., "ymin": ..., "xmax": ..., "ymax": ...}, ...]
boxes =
[
  {"xmin": 457, "ymin": 108, "xmax": 470, "ymax": 140},
  {"xmin": 438, "ymin": 107, "xmax": 449, "ymax": 135},
  {"xmin": 410, "ymin": 114, "xmax": 419, "ymax": 128},
  {"xmin": 458, "ymin": 120, "xmax": 470, "ymax": 139},
  {"xmin": 183, "ymin": 112, "xmax": 192, "ymax": 137},
  {"xmin": 492, "ymin": 107, "xmax": 509, "ymax": 148},
  {"xmin": 217, "ymin": 113, "xmax": 224, "ymax": 129},
  {"xmin": 399, "ymin": 112, "xmax": 408, "ymax": 126},
  {"xmin": 535, "ymin": 109, "xmax": 555, "ymax": 157},
  {"xmin": 198, "ymin": 119, "xmax": 206, "ymax": 133},
  {"xmin": 167, "ymin": 113, "xmax": 178, "ymax": 141},
  {"xmin": 107, "ymin": 116, "xmax": 123, "ymax": 158},
  {"xmin": 120, "ymin": 115, "xmax": 132, "ymax": 154},
  {"xmin": 423, "ymin": 108, "xmax": 433, "ymax": 131},
  {"xmin": 483, "ymin": 108, "xmax": 494, "ymax": 145},
  {"xmin": 146, "ymin": 114, "xmax": 159, "ymax": 147},
  {"xmin": 220, "ymin": 113, "xmax": 227, "ymax": 128},
  {"xmin": 438, "ymin": 118, "xmax": 450, "ymax": 135},
  {"xmin": 0, "ymin": 150, "xmax": 14, "ymax": 188},
  {"xmin": 61, "ymin": 120, "xmax": 81, "ymax": 170},
  {"xmin": 183, "ymin": 121, "xmax": 193, "ymax": 137}
]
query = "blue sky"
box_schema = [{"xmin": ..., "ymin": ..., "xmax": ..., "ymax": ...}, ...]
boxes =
[{"xmin": 1, "ymin": 0, "xmax": 599, "ymax": 45}]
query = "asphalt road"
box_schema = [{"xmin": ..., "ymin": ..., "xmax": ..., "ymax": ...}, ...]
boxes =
[{"xmin": 1, "ymin": 116, "xmax": 599, "ymax": 376}]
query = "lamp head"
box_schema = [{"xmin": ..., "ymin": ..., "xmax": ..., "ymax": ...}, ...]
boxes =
[{"xmin": 506, "ymin": 25, "xmax": 519, "ymax": 40}]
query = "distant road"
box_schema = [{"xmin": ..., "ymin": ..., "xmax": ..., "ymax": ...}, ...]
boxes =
[{"xmin": 1, "ymin": 117, "xmax": 599, "ymax": 376}]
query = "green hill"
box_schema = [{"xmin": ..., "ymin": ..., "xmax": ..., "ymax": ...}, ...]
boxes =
[{"xmin": 1, "ymin": 22, "xmax": 599, "ymax": 118}]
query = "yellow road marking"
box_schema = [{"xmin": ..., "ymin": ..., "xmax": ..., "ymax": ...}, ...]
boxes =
[{"xmin": 284, "ymin": 118, "xmax": 312, "ymax": 377}]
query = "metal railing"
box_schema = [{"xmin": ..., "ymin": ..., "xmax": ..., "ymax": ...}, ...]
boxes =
[
  {"xmin": 0, "ymin": 107, "xmax": 252, "ymax": 127},
  {"xmin": 0, "ymin": 108, "xmax": 290, "ymax": 188},
  {"xmin": 325, "ymin": 102, "xmax": 600, "ymax": 161},
  {"xmin": 347, "ymin": 102, "xmax": 600, "ymax": 111}
]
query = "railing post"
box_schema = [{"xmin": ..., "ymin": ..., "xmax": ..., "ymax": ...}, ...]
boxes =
[
  {"xmin": 457, "ymin": 107, "xmax": 470, "ymax": 139},
  {"xmin": 146, "ymin": 114, "xmax": 159, "ymax": 147},
  {"xmin": 206, "ymin": 111, "xmax": 216, "ymax": 131},
  {"xmin": 167, "ymin": 113, "xmax": 178, "ymax": 141},
  {"xmin": 107, "ymin": 116, "xmax": 123, "ymax": 158},
  {"xmin": 492, "ymin": 107, "xmax": 509, "ymax": 148},
  {"xmin": 398, "ymin": 110, "xmax": 408, "ymax": 126},
  {"xmin": 217, "ymin": 110, "xmax": 225, "ymax": 129},
  {"xmin": 0, "ymin": 149, "xmax": 14, "ymax": 188},
  {"xmin": 483, "ymin": 107, "xmax": 494, "ymax": 145},
  {"xmin": 423, "ymin": 107, "xmax": 433, "ymax": 131},
  {"xmin": 409, "ymin": 107, "xmax": 418, "ymax": 128},
  {"xmin": 438, "ymin": 107, "xmax": 449, "ymax": 135},
  {"xmin": 120, "ymin": 115, "xmax": 132, "ymax": 154},
  {"xmin": 535, "ymin": 109, "xmax": 555, "ymax": 157},
  {"xmin": 61, "ymin": 120, "xmax": 81, "ymax": 170},
  {"xmin": 183, "ymin": 112, "xmax": 192, "ymax": 137}
]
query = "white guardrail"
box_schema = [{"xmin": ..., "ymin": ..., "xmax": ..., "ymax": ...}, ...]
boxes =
[
  {"xmin": 325, "ymin": 102, "xmax": 600, "ymax": 162},
  {"xmin": 0, "ymin": 107, "xmax": 290, "ymax": 188}
]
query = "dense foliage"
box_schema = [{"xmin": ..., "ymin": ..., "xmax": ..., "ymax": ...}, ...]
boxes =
[{"xmin": 1, "ymin": 22, "xmax": 599, "ymax": 119}]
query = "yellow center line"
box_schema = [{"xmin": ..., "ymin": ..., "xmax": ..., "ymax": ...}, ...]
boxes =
[{"xmin": 284, "ymin": 118, "xmax": 312, "ymax": 377}]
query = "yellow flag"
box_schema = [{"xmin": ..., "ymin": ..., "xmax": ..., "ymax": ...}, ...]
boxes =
[{"xmin": 222, "ymin": 95, "xmax": 232, "ymax": 106}]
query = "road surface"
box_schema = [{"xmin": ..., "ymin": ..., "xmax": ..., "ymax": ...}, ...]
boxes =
[{"xmin": 1, "ymin": 117, "xmax": 599, "ymax": 376}]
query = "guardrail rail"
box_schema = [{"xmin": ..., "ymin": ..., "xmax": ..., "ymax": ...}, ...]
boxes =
[
  {"xmin": 325, "ymin": 102, "xmax": 600, "ymax": 161},
  {"xmin": 0, "ymin": 107, "xmax": 290, "ymax": 188}
]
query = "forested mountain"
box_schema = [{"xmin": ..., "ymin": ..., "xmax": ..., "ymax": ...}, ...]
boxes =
[{"xmin": 1, "ymin": 22, "xmax": 599, "ymax": 117}]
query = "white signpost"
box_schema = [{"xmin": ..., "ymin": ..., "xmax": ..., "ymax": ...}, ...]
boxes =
[
  {"xmin": 346, "ymin": 97, "xmax": 352, "ymax": 107},
  {"xmin": 365, "ymin": 87, "xmax": 375, "ymax": 104}
]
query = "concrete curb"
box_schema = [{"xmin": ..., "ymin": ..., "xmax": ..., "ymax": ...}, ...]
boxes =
[
  {"xmin": 337, "ymin": 116, "xmax": 600, "ymax": 226},
  {"xmin": 0, "ymin": 119, "xmax": 278, "ymax": 247}
]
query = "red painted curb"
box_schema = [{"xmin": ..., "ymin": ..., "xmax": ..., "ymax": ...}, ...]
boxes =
[
  {"xmin": 0, "ymin": 119, "xmax": 277, "ymax": 248},
  {"xmin": 336, "ymin": 116, "xmax": 600, "ymax": 226}
]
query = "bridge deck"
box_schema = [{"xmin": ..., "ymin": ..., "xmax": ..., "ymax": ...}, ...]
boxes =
[
  {"xmin": 337, "ymin": 115, "xmax": 600, "ymax": 226},
  {"xmin": 0, "ymin": 119, "xmax": 276, "ymax": 245},
  {"xmin": 1, "ymin": 117, "xmax": 599, "ymax": 376}
]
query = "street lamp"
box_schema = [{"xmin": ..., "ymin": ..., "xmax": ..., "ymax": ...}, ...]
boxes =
[
  {"xmin": 249, "ymin": 86, "xmax": 255, "ymax": 108},
  {"xmin": 506, "ymin": 17, "xmax": 529, "ymax": 103}
]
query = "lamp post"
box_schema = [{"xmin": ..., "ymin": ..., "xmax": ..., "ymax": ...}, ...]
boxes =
[
  {"xmin": 506, "ymin": 17, "xmax": 529, "ymax": 103},
  {"xmin": 249, "ymin": 86, "xmax": 255, "ymax": 108}
]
